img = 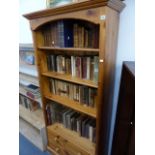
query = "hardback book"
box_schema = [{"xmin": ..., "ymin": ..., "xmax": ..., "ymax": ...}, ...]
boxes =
[
  {"xmin": 93, "ymin": 56, "xmax": 99, "ymax": 83},
  {"xmin": 26, "ymin": 91, "xmax": 41, "ymax": 99},
  {"xmin": 25, "ymin": 84, "xmax": 40, "ymax": 94},
  {"xmin": 46, "ymin": 104, "xmax": 52, "ymax": 125},
  {"xmin": 71, "ymin": 56, "xmax": 76, "ymax": 76},
  {"xmin": 73, "ymin": 23, "xmax": 78, "ymax": 47},
  {"xmin": 75, "ymin": 57, "xmax": 82, "ymax": 78}
]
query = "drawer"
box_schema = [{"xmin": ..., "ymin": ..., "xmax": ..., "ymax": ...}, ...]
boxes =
[{"xmin": 48, "ymin": 128, "xmax": 91, "ymax": 155}]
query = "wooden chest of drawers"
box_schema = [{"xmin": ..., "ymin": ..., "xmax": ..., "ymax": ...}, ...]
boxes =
[{"xmin": 47, "ymin": 123, "xmax": 95, "ymax": 155}]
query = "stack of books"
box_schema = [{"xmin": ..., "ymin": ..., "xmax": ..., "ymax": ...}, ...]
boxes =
[
  {"xmin": 47, "ymin": 54, "xmax": 99, "ymax": 83},
  {"xmin": 42, "ymin": 20, "xmax": 99, "ymax": 48},
  {"xmin": 25, "ymin": 84, "xmax": 41, "ymax": 99},
  {"xmin": 49, "ymin": 78, "xmax": 97, "ymax": 107},
  {"xmin": 19, "ymin": 94, "xmax": 39, "ymax": 111},
  {"xmin": 46, "ymin": 101, "xmax": 96, "ymax": 142}
]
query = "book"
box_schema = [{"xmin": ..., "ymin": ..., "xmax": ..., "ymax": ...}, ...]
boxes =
[
  {"xmin": 49, "ymin": 78, "xmax": 97, "ymax": 107},
  {"xmin": 73, "ymin": 23, "xmax": 78, "ymax": 47},
  {"xmin": 25, "ymin": 84, "xmax": 40, "ymax": 93},
  {"xmin": 93, "ymin": 56, "xmax": 99, "ymax": 83},
  {"xmin": 86, "ymin": 57, "xmax": 90, "ymax": 80},
  {"xmin": 46, "ymin": 101, "xmax": 96, "ymax": 141},
  {"xmin": 71, "ymin": 56, "xmax": 76, "ymax": 76},
  {"xmin": 75, "ymin": 57, "xmax": 82, "ymax": 78}
]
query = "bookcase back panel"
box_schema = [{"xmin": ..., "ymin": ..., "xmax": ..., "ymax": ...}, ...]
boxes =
[{"xmin": 36, "ymin": 19, "xmax": 99, "ymax": 49}]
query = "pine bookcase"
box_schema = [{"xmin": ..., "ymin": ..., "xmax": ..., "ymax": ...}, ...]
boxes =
[{"xmin": 24, "ymin": 0, "xmax": 125, "ymax": 155}]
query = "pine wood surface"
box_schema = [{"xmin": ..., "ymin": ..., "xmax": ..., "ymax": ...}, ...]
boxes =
[
  {"xmin": 45, "ymin": 93, "xmax": 96, "ymax": 118},
  {"xmin": 95, "ymin": 7, "xmax": 121, "ymax": 155},
  {"xmin": 25, "ymin": 0, "xmax": 125, "ymax": 154},
  {"xmin": 24, "ymin": 0, "xmax": 125, "ymax": 20},
  {"xmin": 38, "ymin": 46, "xmax": 99, "ymax": 53},
  {"xmin": 42, "ymin": 71, "xmax": 98, "ymax": 88},
  {"xmin": 47, "ymin": 123, "xmax": 95, "ymax": 155}
]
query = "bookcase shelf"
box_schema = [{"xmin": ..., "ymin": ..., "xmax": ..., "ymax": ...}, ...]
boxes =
[
  {"xmin": 24, "ymin": 1, "xmax": 125, "ymax": 154},
  {"xmin": 19, "ymin": 64, "xmax": 38, "ymax": 77},
  {"xmin": 19, "ymin": 72, "xmax": 39, "ymax": 87},
  {"xmin": 38, "ymin": 46, "xmax": 100, "ymax": 53},
  {"xmin": 45, "ymin": 93, "xmax": 96, "ymax": 118},
  {"xmin": 42, "ymin": 71, "xmax": 98, "ymax": 88},
  {"xmin": 19, "ymin": 104, "xmax": 44, "ymax": 130},
  {"xmin": 19, "ymin": 84, "xmax": 42, "ymax": 106}
]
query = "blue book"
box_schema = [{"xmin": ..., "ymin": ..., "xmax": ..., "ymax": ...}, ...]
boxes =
[
  {"xmin": 64, "ymin": 20, "xmax": 73, "ymax": 47},
  {"xmin": 58, "ymin": 20, "xmax": 73, "ymax": 47}
]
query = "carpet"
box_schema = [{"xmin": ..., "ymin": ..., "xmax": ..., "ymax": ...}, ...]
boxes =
[{"xmin": 19, "ymin": 133, "xmax": 51, "ymax": 155}]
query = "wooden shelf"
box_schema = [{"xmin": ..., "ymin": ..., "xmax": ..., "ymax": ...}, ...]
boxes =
[
  {"xmin": 47, "ymin": 123, "xmax": 95, "ymax": 155},
  {"xmin": 44, "ymin": 93, "xmax": 96, "ymax": 118},
  {"xmin": 19, "ymin": 64, "xmax": 38, "ymax": 77},
  {"xmin": 19, "ymin": 104, "xmax": 45, "ymax": 130},
  {"xmin": 38, "ymin": 46, "xmax": 99, "ymax": 53},
  {"xmin": 19, "ymin": 72, "xmax": 39, "ymax": 87},
  {"xmin": 19, "ymin": 118, "xmax": 45, "ymax": 150},
  {"xmin": 19, "ymin": 86, "xmax": 42, "ymax": 107},
  {"xmin": 42, "ymin": 71, "xmax": 98, "ymax": 88}
]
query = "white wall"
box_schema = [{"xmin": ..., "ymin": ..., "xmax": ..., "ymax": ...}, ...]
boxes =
[
  {"xmin": 108, "ymin": 0, "xmax": 135, "ymax": 154},
  {"xmin": 19, "ymin": 0, "xmax": 46, "ymax": 43}
]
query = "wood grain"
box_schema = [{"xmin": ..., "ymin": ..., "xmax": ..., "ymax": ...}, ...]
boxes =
[
  {"xmin": 45, "ymin": 93, "xmax": 97, "ymax": 118},
  {"xmin": 24, "ymin": 0, "xmax": 125, "ymax": 20},
  {"xmin": 42, "ymin": 71, "xmax": 98, "ymax": 88},
  {"xmin": 47, "ymin": 123, "xmax": 95, "ymax": 155},
  {"xmin": 25, "ymin": 1, "xmax": 125, "ymax": 154}
]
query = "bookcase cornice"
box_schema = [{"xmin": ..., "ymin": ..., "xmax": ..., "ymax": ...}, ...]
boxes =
[{"xmin": 24, "ymin": 0, "xmax": 125, "ymax": 20}]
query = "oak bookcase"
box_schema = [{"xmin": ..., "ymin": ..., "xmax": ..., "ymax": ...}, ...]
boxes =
[{"xmin": 24, "ymin": 0, "xmax": 125, "ymax": 155}]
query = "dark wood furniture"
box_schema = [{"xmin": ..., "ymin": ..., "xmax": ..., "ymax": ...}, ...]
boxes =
[{"xmin": 112, "ymin": 61, "xmax": 135, "ymax": 155}]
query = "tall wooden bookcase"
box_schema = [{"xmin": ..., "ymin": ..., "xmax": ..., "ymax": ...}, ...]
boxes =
[{"xmin": 24, "ymin": 1, "xmax": 125, "ymax": 155}]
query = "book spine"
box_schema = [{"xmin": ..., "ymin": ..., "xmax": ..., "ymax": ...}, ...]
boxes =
[
  {"xmin": 86, "ymin": 57, "xmax": 90, "ymax": 80},
  {"xmin": 93, "ymin": 56, "xmax": 99, "ymax": 83},
  {"xmin": 73, "ymin": 24, "xmax": 78, "ymax": 47}
]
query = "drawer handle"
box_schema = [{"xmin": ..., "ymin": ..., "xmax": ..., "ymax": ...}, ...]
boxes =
[
  {"xmin": 54, "ymin": 136, "xmax": 59, "ymax": 142},
  {"xmin": 55, "ymin": 147, "xmax": 60, "ymax": 152}
]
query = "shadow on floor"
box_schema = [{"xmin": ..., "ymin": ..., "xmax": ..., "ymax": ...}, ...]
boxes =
[{"xmin": 19, "ymin": 133, "xmax": 51, "ymax": 155}]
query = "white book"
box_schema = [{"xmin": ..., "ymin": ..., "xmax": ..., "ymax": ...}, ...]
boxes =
[
  {"xmin": 86, "ymin": 57, "xmax": 90, "ymax": 80},
  {"xmin": 89, "ymin": 126, "xmax": 93, "ymax": 142},
  {"xmin": 71, "ymin": 56, "xmax": 75, "ymax": 76}
]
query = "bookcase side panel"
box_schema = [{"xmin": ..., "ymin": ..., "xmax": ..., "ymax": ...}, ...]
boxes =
[
  {"xmin": 32, "ymin": 31, "xmax": 49, "ymax": 126},
  {"xmin": 97, "ymin": 7, "xmax": 120, "ymax": 155},
  {"xmin": 94, "ymin": 6, "xmax": 106, "ymax": 155}
]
